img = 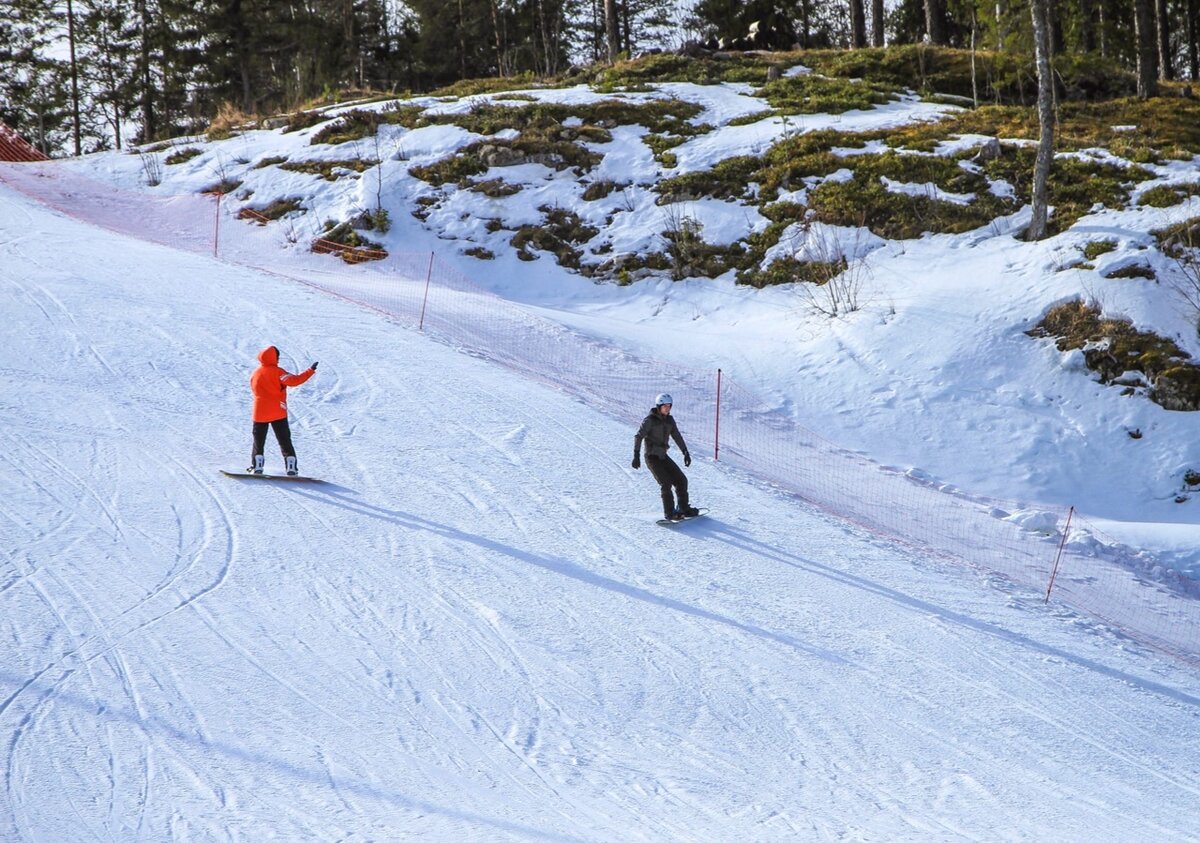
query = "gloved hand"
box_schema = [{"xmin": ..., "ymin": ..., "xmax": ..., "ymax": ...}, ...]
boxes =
[
  {"xmin": 683, "ymin": 454, "xmax": 691, "ymax": 467},
  {"xmin": 310, "ymin": 361, "xmax": 319, "ymax": 371},
  {"xmin": 632, "ymin": 455, "xmax": 640, "ymax": 470}
]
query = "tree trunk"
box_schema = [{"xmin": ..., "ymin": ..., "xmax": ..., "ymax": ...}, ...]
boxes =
[
  {"xmin": 66, "ymin": 0, "xmax": 81, "ymax": 155},
  {"xmin": 490, "ymin": 0, "xmax": 505, "ymax": 75},
  {"xmin": 457, "ymin": 0, "xmax": 467, "ymax": 80},
  {"xmin": 1190, "ymin": 0, "xmax": 1200, "ymax": 79},
  {"xmin": 1048, "ymin": 0, "xmax": 1064, "ymax": 54},
  {"xmin": 924, "ymin": 0, "xmax": 947, "ymax": 44},
  {"xmin": 970, "ymin": 5, "xmax": 979, "ymax": 107},
  {"xmin": 604, "ymin": 0, "xmax": 618, "ymax": 62},
  {"xmin": 1078, "ymin": 0, "xmax": 1096, "ymax": 52},
  {"xmin": 137, "ymin": 0, "xmax": 155, "ymax": 142},
  {"xmin": 1028, "ymin": 0, "xmax": 1056, "ymax": 240},
  {"xmin": 1135, "ymin": 0, "xmax": 1160, "ymax": 96},
  {"xmin": 872, "ymin": 0, "xmax": 885, "ymax": 45},
  {"xmin": 850, "ymin": 0, "xmax": 867, "ymax": 47},
  {"xmin": 1156, "ymin": 0, "xmax": 1175, "ymax": 79},
  {"xmin": 1098, "ymin": 0, "xmax": 1107, "ymax": 56},
  {"xmin": 621, "ymin": 0, "xmax": 631, "ymax": 54}
]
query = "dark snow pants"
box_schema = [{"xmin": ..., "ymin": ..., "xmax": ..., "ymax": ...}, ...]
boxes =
[
  {"xmin": 646, "ymin": 454, "xmax": 689, "ymax": 518},
  {"xmin": 251, "ymin": 419, "xmax": 296, "ymax": 463}
]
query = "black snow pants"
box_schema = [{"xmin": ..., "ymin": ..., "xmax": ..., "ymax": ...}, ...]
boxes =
[
  {"xmin": 251, "ymin": 419, "xmax": 296, "ymax": 463},
  {"xmin": 646, "ymin": 454, "xmax": 689, "ymax": 518}
]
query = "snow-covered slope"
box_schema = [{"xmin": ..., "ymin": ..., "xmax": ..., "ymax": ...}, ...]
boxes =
[
  {"xmin": 39, "ymin": 75, "xmax": 1200, "ymax": 576},
  {"xmin": 4, "ymin": 159, "xmax": 1200, "ymax": 840}
]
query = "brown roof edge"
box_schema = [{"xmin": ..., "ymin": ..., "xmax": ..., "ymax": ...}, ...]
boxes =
[{"xmin": 0, "ymin": 122, "xmax": 50, "ymax": 162}]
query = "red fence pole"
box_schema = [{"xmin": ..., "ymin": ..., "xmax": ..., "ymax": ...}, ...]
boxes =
[
  {"xmin": 714, "ymin": 368, "xmax": 722, "ymax": 461},
  {"xmin": 418, "ymin": 251, "xmax": 434, "ymax": 331},
  {"xmin": 1045, "ymin": 506, "xmax": 1075, "ymax": 603},
  {"xmin": 213, "ymin": 192, "xmax": 221, "ymax": 258}
]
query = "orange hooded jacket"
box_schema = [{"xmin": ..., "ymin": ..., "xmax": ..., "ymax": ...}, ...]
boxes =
[{"xmin": 250, "ymin": 346, "xmax": 315, "ymax": 423}]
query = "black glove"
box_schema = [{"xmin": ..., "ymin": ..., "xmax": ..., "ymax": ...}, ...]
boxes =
[
  {"xmin": 683, "ymin": 454, "xmax": 691, "ymax": 467},
  {"xmin": 632, "ymin": 455, "xmax": 640, "ymax": 470},
  {"xmin": 310, "ymin": 361, "xmax": 319, "ymax": 370}
]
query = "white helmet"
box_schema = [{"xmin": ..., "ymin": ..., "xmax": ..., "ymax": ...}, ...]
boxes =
[{"xmin": 655, "ymin": 393, "xmax": 673, "ymax": 407}]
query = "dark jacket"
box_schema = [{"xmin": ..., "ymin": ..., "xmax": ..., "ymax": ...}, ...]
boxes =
[{"xmin": 635, "ymin": 408, "xmax": 690, "ymax": 461}]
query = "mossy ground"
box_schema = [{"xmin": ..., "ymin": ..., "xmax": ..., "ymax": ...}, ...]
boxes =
[{"xmin": 1032, "ymin": 301, "xmax": 1200, "ymax": 410}]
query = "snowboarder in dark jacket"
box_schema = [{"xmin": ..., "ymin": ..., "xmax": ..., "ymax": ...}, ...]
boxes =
[{"xmin": 632, "ymin": 393, "xmax": 699, "ymax": 521}]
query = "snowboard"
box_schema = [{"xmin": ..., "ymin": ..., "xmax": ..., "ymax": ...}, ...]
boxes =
[
  {"xmin": 220, "ymin": 469, "xmax": 322, "ymax": 483},
  {"xmin": 656, "ymin": 507, "xmax": 709, "ymax": 527}
]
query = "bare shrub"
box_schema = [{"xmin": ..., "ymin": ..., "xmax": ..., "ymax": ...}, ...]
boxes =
[
  {"xmin": 138, "ymin": 150, "xmax": 163, "ymax": 186},
  {"xmin": 661, "ymin": 204, "xmax": 704, "ymax": 280},
  {"xmin": 782, "ymin": 219, "xmax": 874, "ymax": 317}
]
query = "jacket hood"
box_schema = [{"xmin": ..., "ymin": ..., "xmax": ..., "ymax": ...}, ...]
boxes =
[{"xmin": 257, "ymin": 346, "xmax": 279, "ymax": 366}]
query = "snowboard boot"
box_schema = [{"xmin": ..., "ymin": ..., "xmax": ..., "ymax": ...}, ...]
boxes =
[
  {"xmin": 285, "ymin": 456, "xmax": 298, "ymax": 476},
  {"xmin": 682, "ymin": 506, "xmax": 700, "ymax": 518},
  {"xmin": 250, "ymin": 454, "xmax": 264, "ymax": 474},
  {"xmin": 667, "ymin": 509, "xmax": 685, "ymax": 522}
]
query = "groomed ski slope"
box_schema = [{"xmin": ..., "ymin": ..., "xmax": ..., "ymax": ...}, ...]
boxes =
[{"xmin": 3, "ymin": 182, "xmax": 1200, "ymax": 841}]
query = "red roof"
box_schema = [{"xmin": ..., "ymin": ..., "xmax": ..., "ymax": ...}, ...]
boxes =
[{"xmin": 0, "ymin": 122, "xmax": 48, "ymax": 162}]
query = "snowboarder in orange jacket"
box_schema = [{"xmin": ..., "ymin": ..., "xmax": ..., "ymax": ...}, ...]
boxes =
[{"xmin": 249, "ymin": 346, "xmax": 317, "ymax": 475}]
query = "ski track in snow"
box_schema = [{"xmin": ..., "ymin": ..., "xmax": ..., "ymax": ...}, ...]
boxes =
[{"xmin": 3, "ymin": 179, "xmax": 1200, "ymax": 840}]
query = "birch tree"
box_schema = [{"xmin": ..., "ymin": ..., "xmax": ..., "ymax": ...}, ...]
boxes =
[{"xmin": 1027, "ymin": 0, "xmax": 1055, "ymax": 239}]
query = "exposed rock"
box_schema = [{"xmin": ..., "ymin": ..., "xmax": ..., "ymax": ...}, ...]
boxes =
[
  {"xmin": 1152, "ymin": 366, "xmax": 1200, "ymax": 411},
  {"xmin": 972, "ymin": 137, "xmax": 1002, "ymax": 162},
  {"xmin": 477, "ymin": 144, "xmax": 526, "ymax": 168}
]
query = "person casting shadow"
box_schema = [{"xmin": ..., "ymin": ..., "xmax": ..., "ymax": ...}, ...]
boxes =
[{"xmin": 632, "ymin": 392, "xmax": 700, "ymax": 522}]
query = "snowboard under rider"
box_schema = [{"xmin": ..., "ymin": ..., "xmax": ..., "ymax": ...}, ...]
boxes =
[
  {"xmin": 632, "ymin": 393, "xmax": 699, "ymax": 521},
  {"xmin": 249, "ymin": 346, "xmax": 317, "ymax": 475}
]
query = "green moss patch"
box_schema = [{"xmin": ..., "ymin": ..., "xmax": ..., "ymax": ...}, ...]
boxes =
[
  {"xmin": 310, "ymin": 104, "xmax": 425, "ymax": 145},
  {"xmin": 1082, "ymin": 239, "xmax": 1119, "ymax": 260},
  {"xmin": 1103, "ymin": 263, "xmax": 1156, "ymax": 280},
  {"xmin": 510, "ymin": 207, "xmax": 599, "ymax": 267},
  {"xmin": 467, "ymin": 177, "xmax": 522, "ymax": 197},
  {"xmin": 199, "ymin": 178, "xmax": 242, "ymax": 195},
  {"xmin": 753, "ymin": 74, "xmax": 898, "ymax": 116},
  {"xmin": 408, "ymin": 151, "xmax": 486, "ymax": 186},
  {"xmin": 429, "ymin": 72, "xmax": 544, "ymax": 98},
  {"xmin": 1139, "ymin": 183, "xmax": 1200, "ymax": 208},
  {"xmin": 982, "ymin": 145, "xmax": 1153, "ymax": 235},
  {"xmin": 656, "ymin": 155, "xmax": 762, "ymax": 203},
  {"xmin": 806, "ymin": 160, "xmax": 1015, "ymax": 239},
  {"xmin": 239, "ymin": 198, "xmax": 303, "ymax": 222},
  {"xmin": 589, "ymin": 53, "xmax": 775, "ymax": 88},
  {"xmin": 737, "ymin": 255, "xmax": 848, "ymax": 288},
  {"xmin": 582, "ymin": 180, "xmax": 625, "ymax": 201},
  {"xmin": 278, "ymin": 158, "xmax": 378, "ymax": 181},
  {"xmin": 312, "ymin": 221, "xmax": 387, "ymax": 263},
  {"xmin": 1031, "ymin": 300, "xmax": 1200, "ymax": 410},
  {"xmin": 283, "ymin": 110, "xmax": 328, "ymax": 133},
  {"xmin": 801, "ymin": 46, "xmax": 1135, "ymax": 105},
  {"xmin": 1153, "ymin": 216, "xmax": 1200, "ymax": 256},
  {"xmin": 165, "ymin": 147, "xmax": 202, "ymax": 165}
]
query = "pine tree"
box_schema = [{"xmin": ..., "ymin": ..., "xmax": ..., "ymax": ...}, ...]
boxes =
[
  {"xmin": 75, "ymin": 0, "xmax": 140, "ymax": 150},
  {"xmin": 0, "ymin": 0, "xmax": 72, "ymax": 154}
]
